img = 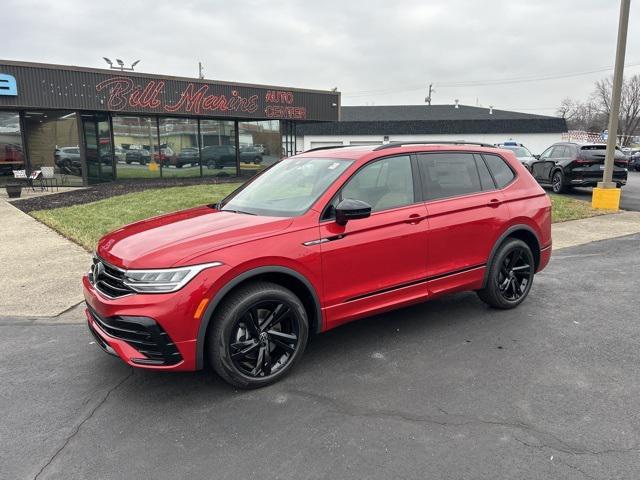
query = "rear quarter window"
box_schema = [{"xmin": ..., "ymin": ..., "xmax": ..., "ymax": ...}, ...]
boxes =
[{"xmin": 483, "ymin": 154, "xmax": 515, "ymax": 188}]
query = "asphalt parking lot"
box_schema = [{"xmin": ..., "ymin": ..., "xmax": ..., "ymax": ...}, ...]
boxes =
[
  {"xmin": 2, "ymin": 235, "xmax": 640, "ymax": 480},
  {"xmin": 560, "ymin": 170, "xmax": 640, "ymax": 211}
]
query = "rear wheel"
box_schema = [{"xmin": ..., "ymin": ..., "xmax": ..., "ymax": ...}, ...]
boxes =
[
  {"xmin": 208, "ymin": 282, "xmax": 309, "ymax": 388},
  {"xmin": 477, "ymin": 239, "xmax": 535, "ymax": 309},
  {"xmin": 552, "ymin": 170, "xmax": 565, "ymax": 193}
]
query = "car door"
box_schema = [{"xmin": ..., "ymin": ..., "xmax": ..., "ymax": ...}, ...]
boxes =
[
  {"xmin": 416, "ymin": 152, "xmax": 511, "ymax": 295},
  {"xmin": 319, "ymin": 155, "xmax": 429, "ymax": 328},
  {"xmin": 531, "ymin": 146, "xmax": 555, "ymax": 181}
]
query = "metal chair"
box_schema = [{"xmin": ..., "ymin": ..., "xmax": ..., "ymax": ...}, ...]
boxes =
[
  {"xmin": 41, "ymin": 166, "xmax": 59, "ymax": 191},
  {"xmin": 28, "ymin": 170, "xmax": 44, "ymax": 191}
]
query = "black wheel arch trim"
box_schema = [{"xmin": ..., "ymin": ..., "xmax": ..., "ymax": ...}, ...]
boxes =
[
  {"xmin": 482, "ymin": 224, "xmax": 541, "ymax": 288},
  {"xmin": 195, "ymin": 266, "xmax": 322, "ymax": 370}
]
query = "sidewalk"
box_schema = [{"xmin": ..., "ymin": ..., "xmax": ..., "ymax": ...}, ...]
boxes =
[
  {"xmin": 552, "ymin": 211, "xmax": 640, "ymax": 250},
  {"xmin": 0, "ymin": 199, "xmax": 91, "ymax": 317}
]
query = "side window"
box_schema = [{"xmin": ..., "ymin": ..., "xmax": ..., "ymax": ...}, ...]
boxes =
[
  {"xmin": 338, "ymin": 155, "xmax": 414, "ymax": 213},
  {"xmin": 417, "ymin": 153, "xmax": 483, "ymax": 201},
  {"xmin": 483, "ymin": 154, "xmax": 515, "ymax": 188},
  {"xmin": 539, "ymin": 147, "xmax": 553, "ymax": 159},
  {"xmin": 550, "ymin": 146, "xmax": 566, "ymax": 159},
  {"xmin": 474, "ymin": 154, "xmax": 495, "ymax": 191}
]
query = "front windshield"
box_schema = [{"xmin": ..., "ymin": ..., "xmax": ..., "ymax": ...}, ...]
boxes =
[
  {"xmin": 221, "ymin": 157, "xmax": 353, "ymax": 217},
  {"xmin": 503, "ymin": 146, "xmax": 533, "ymax": 158}
]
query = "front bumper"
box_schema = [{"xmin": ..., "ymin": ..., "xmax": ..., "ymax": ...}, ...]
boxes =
[
  {"xmin": 86, "ymin": 307, "xmax": 183, "ymax": 367},
  {"xmin": 82, "ymin": 265, "xmax": 229, "ymax": 371}
]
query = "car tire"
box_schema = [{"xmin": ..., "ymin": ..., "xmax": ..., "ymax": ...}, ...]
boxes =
[
  {"xmin": 551, "ymin": 170, "xmax": 565, "ymax": 194},
  {"xmin": 208, "ymin": 281, "xmax": 309, "ymax": 389},
  {"xmin": 176, "ymin": 163, "xmax": 183, "ymax": 169},
  {"xmin": 476, "ymin": 238, "xmax": 535, "ymax": 309}
]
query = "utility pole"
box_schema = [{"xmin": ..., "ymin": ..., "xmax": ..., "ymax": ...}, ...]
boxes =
[
  {"xmin": 593, "ymin": 0, "xmax": 631, "ymax": 210},
  {"xmin": 425, "ymin": 83, "xmax": 434, "ymax": 105},
  {"xmin": 198, "ymin": 62, "xmax": 204, "ymax": 80}
]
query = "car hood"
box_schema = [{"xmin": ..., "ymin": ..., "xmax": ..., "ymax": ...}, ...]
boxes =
[{"xmin": 96, "ymin": 206, "xmax": 292, "ymax": 269}]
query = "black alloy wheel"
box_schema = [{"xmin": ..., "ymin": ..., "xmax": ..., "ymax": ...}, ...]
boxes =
[
  {"xmin": 229, "ymin": 301, "xmax": 300, "ymax": 378},
  {"xmin": 209, "ymin": 282, "xmax": 309, "ymax": 388},
  {"xmin": 496, "ymin": 247, "xmax": 533, "ymax": 302},
  {"xmin": 477, "ymin": 238, "xmax": 535, "ymax": 309},
  {"xmin": 552, "ymin": 170, "xmax": 564, "ymax": 193}
]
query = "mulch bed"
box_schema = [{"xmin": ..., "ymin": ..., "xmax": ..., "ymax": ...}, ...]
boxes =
[{"xmin": 12, "ymin": 175, "xmax": 246, "ymax": 213}]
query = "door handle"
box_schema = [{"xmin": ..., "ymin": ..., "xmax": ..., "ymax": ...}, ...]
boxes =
[
  {"xmin": 405, "ymin": 213, "xmax": 425, "ymax": 224},
  {"xmin": 488, "ymin": 198, "xmax": 502, "ymax": 208}
]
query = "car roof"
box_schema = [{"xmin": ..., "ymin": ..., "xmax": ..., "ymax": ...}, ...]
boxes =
[{"xmin": 294, "ymin": 143, "xmax": 509, "ymax": 163}]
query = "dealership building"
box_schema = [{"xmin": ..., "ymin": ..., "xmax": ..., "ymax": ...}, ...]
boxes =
[
  {"xmin": 297, "ymin": 104, "xmax": 568, "ymax": 155},
  {"xmin": 0, "ymin": 60, "xmax": 340, "ymax": 186}
]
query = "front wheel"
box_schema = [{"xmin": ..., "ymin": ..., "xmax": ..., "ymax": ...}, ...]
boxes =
[
  {"xmin": 208, "ymin": 282, "xmax": 309, "ymax": 388},
  {"xmin": 551, "ymin": 170, "xmax": 565, "ymax": 193},
  {"xmin": 477, "ymin": 239, "xmax": 535, "ymax": 309}
]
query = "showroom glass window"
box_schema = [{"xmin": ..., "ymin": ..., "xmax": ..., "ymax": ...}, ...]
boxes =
[
  {"xmin": 238, "ymin": 120, "xmax": 282, "ymax": 177},
  {"xmin": 0, "ymin": 111, "xmax": 24, "ymax": 185},
  {"xmin": 158, "ymin": 118, "xmax": 200, "ymax": 178},
  {"xmin": 23, "ymin": 111, "xmax": 83, "ymax": 186},
  {"xmin": 112, "ymin": 116, "xmax": 160, "ymax": 180},
  {"xmin": 200, "ymin": 120, "xmax": 237, "ymax": 177}
]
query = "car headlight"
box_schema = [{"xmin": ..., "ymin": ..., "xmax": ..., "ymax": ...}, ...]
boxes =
[{"xmin": 122, "ymin": 262, "xmax": 223, "ymax": 293}]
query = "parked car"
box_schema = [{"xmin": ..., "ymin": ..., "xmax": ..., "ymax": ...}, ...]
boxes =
[
  {"xmin": 202, "ymin": 145, "xmax": 236, "ymax": 169},
  {"xmin": 153, "ymin": 146, "xmax": 175, "ymax": 165},
  {"xmin": 629, "ymin": 150, "xmax": 640, "ymax": 171},
  {"xmin": 530, "ymin": 142, "xmax": 628, "ymax": 193},
  {"xmin": 254, "ymin": 144, "xmax": 271, "ymax": 156},
  {"xmin": 202, "ymin": 145, "xmax": 262, "ymax": 168},
  {"xmin": 114, "ymin": 147, "xmax": 127, "ymax": 163},
  {"xmin": 84, "ymin": 142, "xmax": 552, "ymax": 388},
  {"xmin": 54, "ymin": 147, "xmax": 81, "ymax": 174},
  {"xmin": 173, "ymin": 147, "xmax": 200, "ymax": 168},
  {"xmin": 125, "ymin": 148, "xmax": 151, "ymax": 165},
  {"xmin": 240, "ymin": 146, "xmax": 263, "ymax": 164},
  {"xmin": 495, "ymin": 141, "xmax": 537, "ymax": 171}
]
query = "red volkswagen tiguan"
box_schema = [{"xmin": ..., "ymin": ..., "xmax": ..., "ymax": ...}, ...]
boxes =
[{"xmin": 84, "ymin": 142, "xmax": 552, "ymax": 388}]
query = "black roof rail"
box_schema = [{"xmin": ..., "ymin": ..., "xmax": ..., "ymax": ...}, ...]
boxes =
[
  {"xmin": 373, "ymin": 141, "xmax": 496, "ymax": 151},
  {"xmin": 303, "ymin": 145, "xmax": 351, "ymax": 153}
]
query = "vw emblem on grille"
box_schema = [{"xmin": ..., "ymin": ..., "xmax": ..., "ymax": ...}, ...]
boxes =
[{"xmin": 92, "ymin": 261, "xmax": 104, "ymax": 280}]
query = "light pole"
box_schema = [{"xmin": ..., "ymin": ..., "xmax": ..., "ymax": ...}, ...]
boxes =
[
  {"xmin": 592, "ymin": 0, "xmax": 631, "ymax": 210},
  {"xmin": 103, "ymin": 58, "xmax": 141, "ymax": 72}
]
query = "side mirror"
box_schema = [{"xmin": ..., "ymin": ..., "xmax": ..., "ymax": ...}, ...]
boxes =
[
  {"xmin": 335, "ymin": 198, "xmax": 371, "ymax": 225},
  {"xmin": 534, "ymin": 154, "xmax": 540, "ymax": 160}
]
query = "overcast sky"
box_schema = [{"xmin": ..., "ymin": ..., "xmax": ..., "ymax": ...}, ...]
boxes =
[{"xmin": 2, "ymin": 0, "xmax": 639, "ymax": 115}]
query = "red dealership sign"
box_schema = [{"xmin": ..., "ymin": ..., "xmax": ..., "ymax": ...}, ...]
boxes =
[{"xmin": 96, "ymin": 77, "xmax": 307, "ymax": 119}]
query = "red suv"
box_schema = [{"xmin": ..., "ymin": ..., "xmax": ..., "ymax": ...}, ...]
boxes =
[{"xmin": 84, "ymin": 142, "xmax": 552, "ymax": 388}]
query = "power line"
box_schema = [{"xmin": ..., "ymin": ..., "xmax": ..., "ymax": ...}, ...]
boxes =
[{"xmin": 342, "ymin": 60, "xmax": 640, "ymax": 97}]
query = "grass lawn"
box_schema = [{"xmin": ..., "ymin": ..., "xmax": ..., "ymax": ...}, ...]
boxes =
[
  {"xmin": 31, "ymin": 183, "xmax": 240, "ymax": 250},
  {"xmin": 548, "ymin": 193, "xmax": 617, "ymax": 223},
  {"xmin": 30, "ymin": 184, "xmax": 615, "ymax": 251}
]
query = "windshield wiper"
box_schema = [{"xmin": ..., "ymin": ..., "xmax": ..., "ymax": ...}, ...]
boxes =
[{"xmin": 222, "ymin": 209, "xmax": 257, "ymax": 215}]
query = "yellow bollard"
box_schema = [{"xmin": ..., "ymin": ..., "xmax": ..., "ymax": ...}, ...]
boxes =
[{"xmin": 592, "ymin": 187, "xmax": 621, "ymax": 210}]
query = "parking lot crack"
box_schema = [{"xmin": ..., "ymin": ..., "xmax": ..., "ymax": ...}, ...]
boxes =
[
  {"xmin": 286, "ymin": 389, "xmax": 639, "ymax": 457},
  {"xmin": 32, "ymin": 369, "xmax": 134, "ymax": 480}
]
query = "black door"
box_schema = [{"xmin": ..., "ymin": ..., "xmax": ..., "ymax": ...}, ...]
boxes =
[{"xmin": 83, "ymin": 113, "xmax": 114, "ymax": 184}]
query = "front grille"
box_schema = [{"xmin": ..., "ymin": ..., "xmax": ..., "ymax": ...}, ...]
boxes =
[
  {"xmin": 88, "ymin": 307, "xmax": 182, "ymax": 365},
  {"xmin": 90, "ymin": 256, "xmax": 135, "ymax": 298}
]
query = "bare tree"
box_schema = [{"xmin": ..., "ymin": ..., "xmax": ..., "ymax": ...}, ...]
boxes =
[
  {"xmin": 593, "ymin": 74, "xmax": 640, "ymax": 146},
  {"xmin": 556, "ymin": 97, "xmax": 605, "ymax": 132}
]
